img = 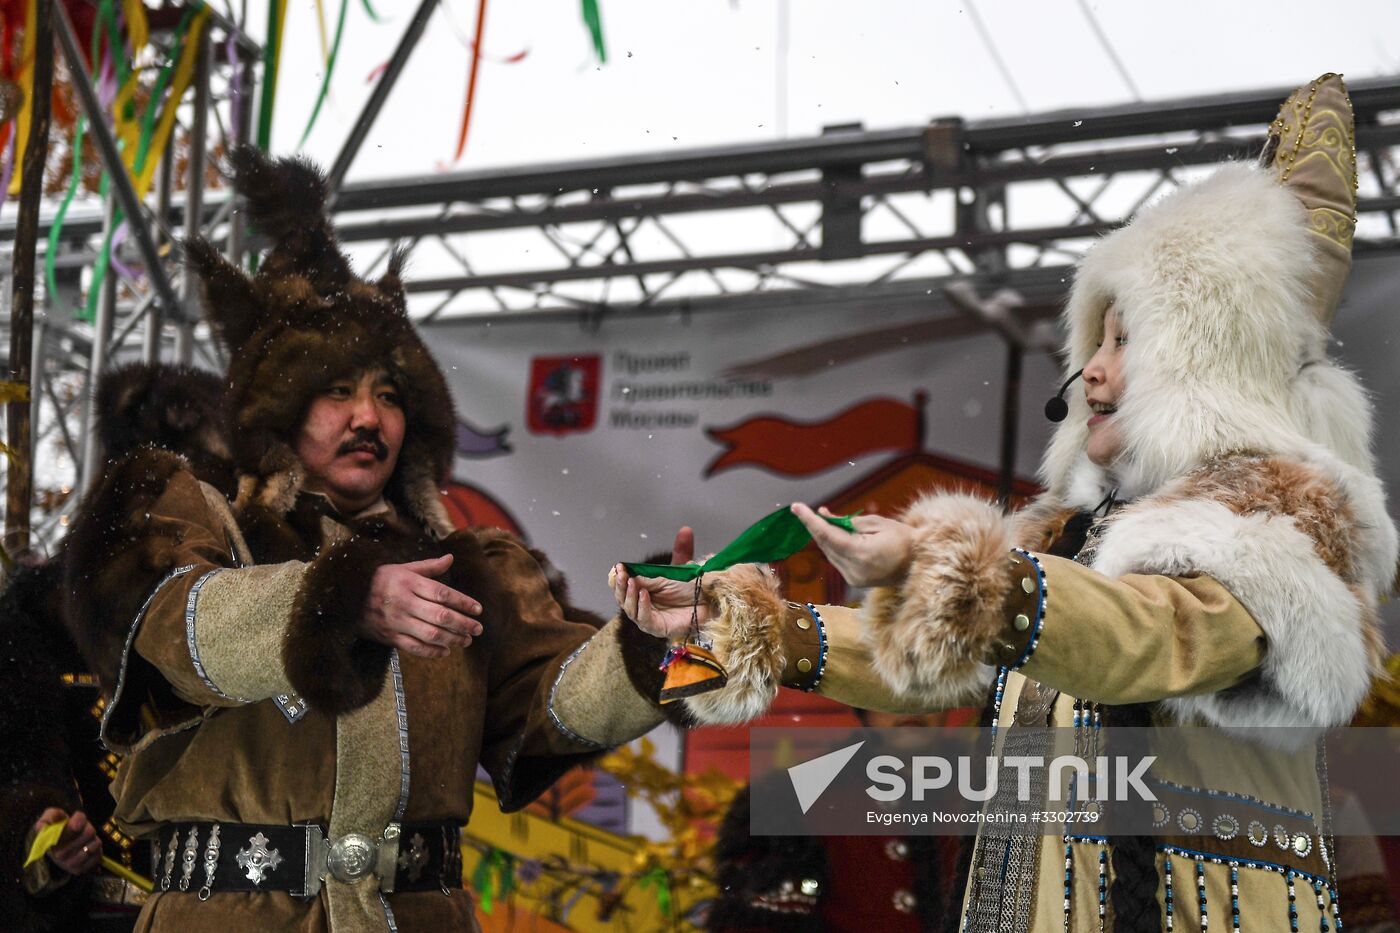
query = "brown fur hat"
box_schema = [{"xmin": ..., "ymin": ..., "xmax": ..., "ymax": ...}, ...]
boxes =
[{"xmin": 184, "ymin": 146, "xmax": 455, "ymax": 533}]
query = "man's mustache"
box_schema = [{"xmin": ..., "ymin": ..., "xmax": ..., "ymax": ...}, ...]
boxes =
[{"xmin": 337, "ymin": 430, "xmax": 390, "ymax": 461}]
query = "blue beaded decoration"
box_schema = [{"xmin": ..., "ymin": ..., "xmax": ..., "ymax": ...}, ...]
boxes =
[
  {"xmin": 1196, "ymin": 858, "xmax": 1208, "ymax": 931},
  {"xmin": 1164, "ymin": 853, "xmax": 1175, "ymax": 932},
  {"xmin": 1288, "ymin": 869, "xmax": 1299, "ymax": 932},
  {"xmin": 1229, "ymin": 861, "xmax": 1240, "ymax": 931},
  {"xmin": 1097, "ymin": 845, "xmax": 1108, "ymax": 932},
  {"xmin": 1009, "ymin": 547, "xmax": 1047, "ymax": 669},
  {"xmin": 801, "ymin": 603, "xmax": 828, "ymax": 692}
]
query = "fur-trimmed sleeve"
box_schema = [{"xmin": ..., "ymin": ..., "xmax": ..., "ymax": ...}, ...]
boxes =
[
  {"xmin": 62, "ymin": 449, "xmax": 316, "ymax": 750},
  {"xmin": 856, "ymin": 491, "xmax": 1273, "ymax": 721},
  {"xmin": 672, "ymin": 565, "xmax": 938, "ymax": 726}
]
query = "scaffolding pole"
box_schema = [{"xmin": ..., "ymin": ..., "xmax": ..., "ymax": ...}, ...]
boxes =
[{"xmin": 6, "ymin": 0, "xmax": 54, "ymax": 557}]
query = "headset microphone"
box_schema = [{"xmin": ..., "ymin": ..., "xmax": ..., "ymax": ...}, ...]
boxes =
[{"xmin": 1043, "ymin": 369, "xmax": 1084, "ymax": 423}]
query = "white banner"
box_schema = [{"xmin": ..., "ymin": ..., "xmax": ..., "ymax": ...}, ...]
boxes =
[{"xmin": 431, "ymin": 303, "xmax": 1061, "ymax": 618}]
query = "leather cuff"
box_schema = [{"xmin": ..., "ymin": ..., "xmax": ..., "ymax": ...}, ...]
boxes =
[
  {"xmin": 777, "ymin": 602, "xmax": 824, "ymax": 691},
  {"xmin": 989, "ymin": 549, "xmax": 1044, "ymax": 669}
]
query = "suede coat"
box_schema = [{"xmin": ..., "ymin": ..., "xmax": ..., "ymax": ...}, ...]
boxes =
[{"xmin": 61, "ymin": 448, "xmax": 663, "ymax": 933}]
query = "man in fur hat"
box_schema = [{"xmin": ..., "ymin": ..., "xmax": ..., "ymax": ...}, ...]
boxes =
[
  {"xmin": 616, "ymin": 74, "xmax": 1398, "ymax": 931},
  {"xmin": 60, "ymin": 148, "xmax": 677, "ymax": 932}
]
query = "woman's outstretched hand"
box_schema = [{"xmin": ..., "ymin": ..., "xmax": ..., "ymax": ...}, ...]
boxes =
[
  {"xmin": 790, "ymin": 502, "xmax": 915, "ymax": 588},
  {"xmin": 612, "ymin": 526, "xmax": 710, "ymax": 640}
]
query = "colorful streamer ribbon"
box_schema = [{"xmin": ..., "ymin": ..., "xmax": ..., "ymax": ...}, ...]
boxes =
[
  {"xmin": 299, "ymin": 0, "xmax": 350, "ymax": 146},
  {"xmin": 452, "ymin": 0, "xmax": 489, "ymax": 162},
  {"xmin": 623, "ymin": 505, "xmax": 856, "ymax": 582},
  {"xmin": 638, "ymin": 866, "xmax": 673, "ymax": 918},
  {"xmin": 470, "ymin": 846, "xmax": 516, "ymax": 914},
  {"xmin": 257, "ymin": 0, "xmax": 288, "ymax": 149},
  {"xmin": 580, "ymin": 0, "xmax": 606, "ymax": 63},
  {"xmin": 5, "ymin": 0, "xmax": 36, "ymax": 197},
  {"xmin": 24, "ymin": 821, "xmax": 154, "ymax": 893}
]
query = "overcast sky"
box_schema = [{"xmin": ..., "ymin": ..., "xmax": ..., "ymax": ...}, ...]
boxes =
[{"xmin": 266, "ymin": 0, "xmax": 1400, "ymax": 182}]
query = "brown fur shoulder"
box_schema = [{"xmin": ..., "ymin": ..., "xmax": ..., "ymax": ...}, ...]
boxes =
[
  {"xmin": 1153, "ymin": 454, "xmax": 1361, "ymax": 583},
  {"xmin": 61, "ymin": 448, "xmax": 198, "ymax": 690},
  {"xmin": 1010, "ymin": 496, "xmax": 1080, "ymax": 552}
]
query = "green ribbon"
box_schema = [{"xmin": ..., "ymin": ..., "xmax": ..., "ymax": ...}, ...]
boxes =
[
  {"xmin": 360, "ymin": 0, "xmax": 382, "ymax": 22},
  {"xmin": 469, "ymin": 847, "xmax": 515, "ymax": 914},
  {"xmin": 638, "ymin": 867, "xmax": 672, "ymax": 918},
  {"xmin": 256, "ymin": 0, "xmax": 286, "ymax": 150},
  {"xmin": 624, "ymin": 505, "xmax": 855, "ymax": 582},
  {"xmin": 580, "ymin": 0, "xmax": 605, "ymax": 63},
  {"xmin": 298, "ymin": 0, "xmax": 349, "ymax": 146},
  {"xmin": 46, "ymin": 0, "xmax": 110, "ymax": 319}
]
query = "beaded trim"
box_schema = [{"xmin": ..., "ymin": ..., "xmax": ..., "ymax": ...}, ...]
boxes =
[
  {"xmin": 1008, "ymin": 548, "xmax": 1046, "ymax": 670},
  {"xmin": 1229, "ymin": 861, "xmax": 1240, "ymax": 931},
  {"xmin": 183, "ymin": 568, "xmax": 255, "ymax": 704},
  {"xmin": 102, "ymin": 565, "xmax": 198, "ymax": 748},
  {"xmin": 1062, "ymin": 839, "xmax": 1074, "ymax": 931},
  {"xmin": 1152, "ymin": 777, "xmax": 1315, "ymax": 821},
  {"xmin": 1160, "ymin": 844, "xmax": 1331, "ymax": 888},
  {"xmin": 545, "ymin": 637, "xmax": 610, "ymax": 750},
  {"xmin": 1164, "ymin": 854, "xmax": 1175, "ymax": 932},
  {"xmin": 801, "ymin": 603, "xmax": 828, "ymax": 693},
  {"xmin": 990, "ymin": 667, "xmax": 1009, "ymax": 742},
  {"xmin": 389, "ymin": 650, "xmax": 411, "ymax": 822},
  {"xmin": 1195, "ymin": 858, "xmax": 1208, "ymax": 930},
  {"xmin": 1096, "ymin": 845, "xmax": 1108, "ymax": 931},
  {"xmin": 1313, "ymin": 878, "xmax": 1330, "ymax": 933}
]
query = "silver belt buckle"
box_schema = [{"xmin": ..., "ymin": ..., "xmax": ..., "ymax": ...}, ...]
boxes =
[
  {"xmin": 303, "ymin": 823, "xmax": 402, "ymax": 894},
  {"xmin": 327, "ymin": 833, "xmax": 378, "ymax": 883}
]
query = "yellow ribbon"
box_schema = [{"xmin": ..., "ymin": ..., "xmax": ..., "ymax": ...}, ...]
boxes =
[
  {"xmin": 6, "ymin": 0, "xmax": 36, "ymax": 197},
  {"xmin": 133, "ymin": 9, "xmax": 210, "ymax": 197},
  {"xmin": 0, "ymin": 380, "xmax": 31, "ymax": 403},
  {"xmin": 23, "ymin": 821, "xmax": 64, "ymax": 869},
  {"xmin": 101, "ymin": 856, "xmax": 154, "ymax": 892},
  {"xmin": 121, "ymin": 0, "xmax": 149, "ymax": 53},
  {"xmin": 23, "ymin": 821, "xmax": 155, "ymax": 893}
]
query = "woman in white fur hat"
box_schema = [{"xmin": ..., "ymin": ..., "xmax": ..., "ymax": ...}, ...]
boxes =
[{"xmin": 615, "ymin": 74, "xmax": 1397, "ymax": 932}]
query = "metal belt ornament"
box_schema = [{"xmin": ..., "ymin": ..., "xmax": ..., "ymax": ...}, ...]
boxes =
[{"xmin": 622, "ymin": 505, "xmax": 856, "ymax": 705}]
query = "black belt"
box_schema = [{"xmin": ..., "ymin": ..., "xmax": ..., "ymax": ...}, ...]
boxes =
[{"xmin": 150, "ymin": 821, "xmax": 462, "ymax": 899}]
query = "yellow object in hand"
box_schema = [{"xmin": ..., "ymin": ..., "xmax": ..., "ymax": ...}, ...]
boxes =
[{"xmin": 23, "ymin": 821, "xmax": 65, "ymax": 869}]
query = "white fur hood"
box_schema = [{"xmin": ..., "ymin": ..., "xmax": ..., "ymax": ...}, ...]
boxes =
[{"xmin": 1041, "ymin": 163, "xmax": 1381, "ymax": 510}]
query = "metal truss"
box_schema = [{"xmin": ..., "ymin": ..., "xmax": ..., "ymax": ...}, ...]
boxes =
[
  {"xmin": 0, "ymin": 1, "xmax": 259, "ymax": 549},
  {"xmin": 317, "ymin": 76, "xmax": 1400, "ymax": 325},
  {"xmin": 8, "ymin": 65, "xmax": 1400, "ymax": 548}
]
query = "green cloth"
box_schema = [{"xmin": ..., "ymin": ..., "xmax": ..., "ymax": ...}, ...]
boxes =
[{"xmin": 624, "ymin": 506, "xmax": 855, "ymax": 582}]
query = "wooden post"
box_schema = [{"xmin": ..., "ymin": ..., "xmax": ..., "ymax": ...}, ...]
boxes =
[{"xmin": 6, "ymin": 0, "xmax": 55, "ymax": 557}]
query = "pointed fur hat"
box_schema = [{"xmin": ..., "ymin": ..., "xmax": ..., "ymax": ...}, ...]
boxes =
[{"xmin": 185, "ymin": 146, "xmax": 456, "ymax": 535}]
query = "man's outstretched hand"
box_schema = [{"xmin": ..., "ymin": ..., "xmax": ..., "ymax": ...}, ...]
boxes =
[
  {"xmin": 612, "ymin": 526, "xmax": 707, "ymax": 641},
  {"xmin": 364, "ymin": 554, "xmax": 483, "ymax": 658}
]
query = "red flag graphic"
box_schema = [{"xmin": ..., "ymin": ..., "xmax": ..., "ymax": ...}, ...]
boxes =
[{"xmin": 704, "ymin": 397, "xmax": 921, "ymax": 478}]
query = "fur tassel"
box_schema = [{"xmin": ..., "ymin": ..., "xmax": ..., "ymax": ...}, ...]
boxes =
[
  {"xmin": 862, "ymin": 493, "xmax": 1010, "ymax": 706},
  {"xmin": 681, "ymin": 565, "xmax": 788, "ymax": 725}
]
